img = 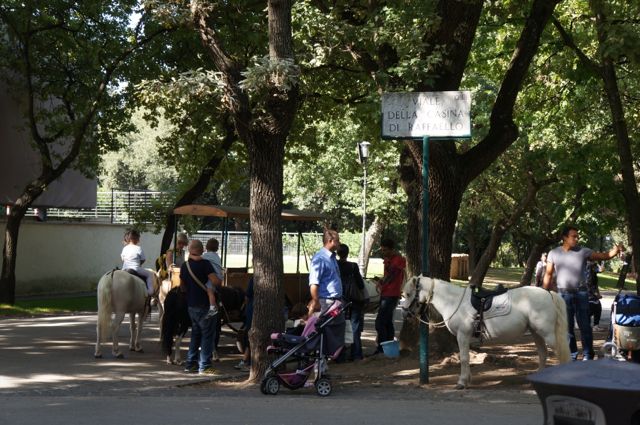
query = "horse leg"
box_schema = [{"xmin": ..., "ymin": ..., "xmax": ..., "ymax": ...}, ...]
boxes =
[
  {"xmin": 157, "ymin": 299, "xmax": 165, "ymax": 339},
  {"xmin": 130, "ymin": 312, "xmax": 144, "ymax": 352},
  {"xmin": 531, "ymin": 331, "xmax": 548, "ymax": 371},
  {"xmin": 136, "ymin": 311, "xmax": 145, "ymax": 352},
  {"xmin": 112, "ymin": 311, "xmax": 126, "ymax": 358},
  {"xmin": 456, "ymin": 331, "xmax": 472, "ymax": 389},
  {"xmin": 95, "ymin": 319, "xmax": 103, "ymax": 358},
  {"xmin": 173, "ymin": 334, "xmax": 183, "ymax": 365}
]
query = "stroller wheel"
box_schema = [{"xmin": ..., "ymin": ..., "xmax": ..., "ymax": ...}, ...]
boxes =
[
  {"xmin": 262, "ymin": 376, "xmax": 279, "ymax": 395},
  {"xmin": 315, "ymin": 378, "xmax": 332, "ymax": 397}
]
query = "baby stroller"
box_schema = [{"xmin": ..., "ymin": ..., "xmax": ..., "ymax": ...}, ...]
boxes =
[
  {"xmin": 260, "ymin": 301, "xmax": 349, "ymax": 397},
  {"xmin": 610, "ymin": 293, "xmax": 640, "ymax": 363}
]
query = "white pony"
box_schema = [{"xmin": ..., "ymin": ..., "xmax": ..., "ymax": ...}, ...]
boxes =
[
  {"xmin": 94, "ymin": 269, "xmax": 159, "ymax": 358},
  {"xmin": 400, "ymin": 276, "xmax": 571, "ymax": 389}
]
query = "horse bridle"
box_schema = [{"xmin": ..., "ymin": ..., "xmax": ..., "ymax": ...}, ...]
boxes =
[
  {"xmin": 402, "ymin": 276, "xmax": 467, "ymax": 329},
  {"xmin": 401, "ymin": 277, "xmax": 431, "ymax": 322}
]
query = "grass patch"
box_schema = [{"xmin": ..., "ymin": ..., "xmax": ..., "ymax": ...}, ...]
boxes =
[{"xmin": 0, "ymin": 296, "xmax": 96, "ymax": 318}]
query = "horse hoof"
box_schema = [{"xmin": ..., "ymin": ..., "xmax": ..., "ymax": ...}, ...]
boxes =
[
  {"xmin": 94, "ymin": 354, "xmax": 102, "ymax": 359},
  {"xmin": 115, "ymin": 353, "xmax": 124, "ymax": 359},
  {"xmin": 454, "ymin": 384, "xmax": 466, "ymax": 390},
  {"xmin": 135, "ymin": 348, "xmax": 144, "ymax": 353}
]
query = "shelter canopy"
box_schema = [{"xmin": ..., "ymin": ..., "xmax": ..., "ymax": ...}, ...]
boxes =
[{"xmin": 173, "ymin": 204, "xmax": 324, "ymax": 222}]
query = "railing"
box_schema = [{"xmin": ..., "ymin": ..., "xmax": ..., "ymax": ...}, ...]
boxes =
[{"xmin": 22, "ymin": 190, "xmax": 174, "ymax": 224}]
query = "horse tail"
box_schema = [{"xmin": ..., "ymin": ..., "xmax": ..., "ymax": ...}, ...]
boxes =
[
  {"xmin": 550, "ymin": 291, "xmax": 571, "ymax": 363},
  {"xmin": 160, "ymin": 288, "xmax": 177, "ymax": 356},
  {"xmin": 97, "ymin": 270, "xmax": 115, "ymax": 340}
]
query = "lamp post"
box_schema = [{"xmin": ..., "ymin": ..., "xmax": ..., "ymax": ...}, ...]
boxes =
[{"xmin": 357, "ymin": 141, "xmax": 370, "ymax": 276}]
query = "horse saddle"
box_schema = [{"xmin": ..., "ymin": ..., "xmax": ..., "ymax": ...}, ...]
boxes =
[
  {"xmin": 124, "ymin": 268, "xmax": 147, "ymax": 283},
  {"xmin": 470, "ymin": 284, "xmax": 508, "ymax": 312}
]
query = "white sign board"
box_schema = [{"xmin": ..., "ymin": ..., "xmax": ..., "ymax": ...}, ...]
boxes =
[{"xmin": 382, "ymin": 91, "xmax": 471, "ymax": 139}]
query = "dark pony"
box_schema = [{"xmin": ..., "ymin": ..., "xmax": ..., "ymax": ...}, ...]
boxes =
[
  {"xmin": 160, "ymin": 285, "xmax": 246, "ymax": 364},
  {"xmin": 160, "ymin": 287, "xmax": 190, "ymax": 364}
]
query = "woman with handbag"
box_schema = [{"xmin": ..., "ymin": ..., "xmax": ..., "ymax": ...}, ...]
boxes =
[{"xmin": 337, "ymin": 243, "xmax": 366, "ymax": 361}]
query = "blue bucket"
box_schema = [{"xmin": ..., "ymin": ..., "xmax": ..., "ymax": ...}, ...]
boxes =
[{"xmin": 381, "ymin": 340, "xmax": 400, "ymax": 358}]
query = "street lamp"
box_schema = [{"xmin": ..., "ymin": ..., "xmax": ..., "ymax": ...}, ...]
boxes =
[{"xmin": 357, "ymin": 141, "xmax": 371, "ymax": 276}]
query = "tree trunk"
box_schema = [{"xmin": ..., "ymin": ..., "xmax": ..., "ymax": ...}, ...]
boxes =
[
  {"xmin": 1, "ymin": 174, "xmax": 57, "ymax": 304},
  {"xmin": 0, "ymin": 208, "xmax": 26, "ymax": 304},
  {"xmin": 247, "ymin": 133, "xmax": 287, "ymax": 381},
  {"xmin": 358, "ymin": 215, "xmax": 386, "ymax": 277}
]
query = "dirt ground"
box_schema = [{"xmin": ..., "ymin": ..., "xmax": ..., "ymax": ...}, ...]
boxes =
[
  {"xmin": 201, "ymin": 323, "xmax": 612, "ymax": 393},
  {"xmin": 318, "ymin": 328, "xmax": 609, "ymax": 392}
]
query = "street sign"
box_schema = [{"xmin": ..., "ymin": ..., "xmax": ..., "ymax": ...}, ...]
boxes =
[
  {"xmin": 380, "ymin": 90, "xmax": 472, "ymax": 385},
  {"xmin": 381, "ymin": 91, "xmax": 471, "ymax": 139}
]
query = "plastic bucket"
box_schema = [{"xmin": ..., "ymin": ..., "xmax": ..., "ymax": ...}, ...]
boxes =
[{"xmin": 381, "ymin": 340, "xmax": 400, "ymax": 358}]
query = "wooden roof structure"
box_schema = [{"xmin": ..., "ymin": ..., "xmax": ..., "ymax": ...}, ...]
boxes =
[{"xmin": 173, "ymin": 204, "xmax": 324, "ymax": 222}]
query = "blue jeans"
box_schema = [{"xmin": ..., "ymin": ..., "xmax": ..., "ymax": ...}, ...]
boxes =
[
  {"xmin": 375, "ymin": 297, "xmax": 399, "ymax": 349},
  {"xmin": 350, "ymin": 304, "xmax": 365, "ymax": 360},
  {"xmin": 186, "ymin": 306, "xmax": 217, "ymax": 371},
  {"xmin": 561, "ymin": 290, "xmax": 593, "ymax": 360}
]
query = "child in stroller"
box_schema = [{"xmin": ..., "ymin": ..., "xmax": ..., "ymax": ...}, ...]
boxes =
[
  {"xmin": 260, "ymin": 300, "xmax": 349, "ymax": 396},
  {"xmin": 608, "ymin": 292, "xmax": 640, "ymax": 363}
]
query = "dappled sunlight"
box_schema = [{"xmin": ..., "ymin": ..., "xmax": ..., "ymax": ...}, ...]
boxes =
[
  {"xmin": 0, "ymin": 372, "xmax": 109, "ymax": 389},
  {"xmin": 391, "ymin": 368, "xmax": 419, "ymax": 377}
]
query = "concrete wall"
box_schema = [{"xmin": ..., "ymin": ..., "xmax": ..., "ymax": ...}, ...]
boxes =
[{"xmin": 0, "ymin": 220, "xmax": 163, "ymax": 296}]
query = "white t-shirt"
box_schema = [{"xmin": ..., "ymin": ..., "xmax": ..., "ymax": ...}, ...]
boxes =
[
  {"xmin": 121, "ymin": 244, "xmax": 146, "ymax": 270},
  {"xmin": 202, "ymin": 251, "xmax": 224, "ymax": 281}
]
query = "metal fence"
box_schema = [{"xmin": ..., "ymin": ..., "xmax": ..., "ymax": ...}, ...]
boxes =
[
  {"xmin": 192, "ymin": 230, "xmax": 323, "ymax": 257},
  {"xmin": 24, "ymin": 190, "xmax": 174, "ymax": 224}
]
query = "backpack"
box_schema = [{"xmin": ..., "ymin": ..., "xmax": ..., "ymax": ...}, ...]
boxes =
[{"xmin": 342, "ymin": 262, "xmax": 366, "ymax": 304}]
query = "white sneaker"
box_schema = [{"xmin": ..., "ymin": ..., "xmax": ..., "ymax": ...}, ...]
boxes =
[
  {"xmin": 592, "ymin": 325, "xmax": 604, "ymax": 332},
  {"xmin": 212, "ymin": 350, "xmax": 220, "ymax": 362}
]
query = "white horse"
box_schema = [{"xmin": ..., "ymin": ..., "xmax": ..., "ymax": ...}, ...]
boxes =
[
  {"xmin": 400, "ymin": 276, "xmax": 571, "ymax": 389},
  {"xmin": 94, "ymin": 269, "xmax": 160, "ymax": 358}
]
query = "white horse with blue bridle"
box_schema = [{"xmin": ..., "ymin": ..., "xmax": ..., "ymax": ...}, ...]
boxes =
[{"xmin": 400, "ymin": 276, "xmax": 571, "ymax": 389}]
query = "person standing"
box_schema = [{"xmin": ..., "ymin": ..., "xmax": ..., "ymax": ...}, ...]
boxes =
[
  {"xmin": 308, "ymin": 229, "xmax": 345, "ymax": 351},
  {"xmin": 371, "ymin": 238, "xmax": 406, "ymax": 356},
  {"xmin": 543, "ymin": 225, "xmax": 623, "ymax": 361},
  {"xmin": 534, "ymin": 252, "xmax": 547, "ymax": 287},
  {"xmin": 337, "ymin": 243, "xmax": 366, "ymax": 361},
  {"xmin": 180, "ymin": 239, "xmax": 222, "ymax": 375},
  {"xmin": 586, "ymin": 261, "xmax": 603, "ymax": 332},
  {"xmin": 166, "ymin": 232, "xmax": 189, "ymax": 269}
]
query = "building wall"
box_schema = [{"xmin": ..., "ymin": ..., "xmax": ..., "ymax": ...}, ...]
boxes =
[{"xmin": 0, "ymin": 220, "xmax": 163, "ymax": 296}]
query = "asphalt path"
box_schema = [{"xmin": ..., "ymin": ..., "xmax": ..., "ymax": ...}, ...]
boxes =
[
  {"xmin": 0, "ymin": 308, "xmax": 550, "ymax": 425},
  {"xmin": 1, "ymin": 291, "xmax": 625, "ymax": 424}
]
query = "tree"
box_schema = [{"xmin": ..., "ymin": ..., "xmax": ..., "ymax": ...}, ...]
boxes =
[
  {"xmin": 552, "ymin": 0, "xmax": 640, "ymax": 293},
  {"xmin": 187, "ymin": 0, "xmax": 299, "ymax": 381},
  {"xmin": 0, "ymin": 1, "xmax": 169, "ymax": 304}
]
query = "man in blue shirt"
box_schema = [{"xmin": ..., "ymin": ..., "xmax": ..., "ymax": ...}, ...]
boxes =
[
  {"xmin": 308, "ymin": 229, "xmax": 345, "ymax": 352},
  {"xmin": 308, "ymin": 229, "xmax": 343, "ymax": 314}
]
